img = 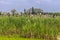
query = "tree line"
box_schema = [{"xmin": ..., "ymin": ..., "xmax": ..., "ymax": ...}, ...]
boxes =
[
  {"xmin": 0, "ymin": 7, "xmax": 60, "ymax": 18},
  {"xmin": 0, "ymin": 7, "xmax": 43, "ymax": 16}
]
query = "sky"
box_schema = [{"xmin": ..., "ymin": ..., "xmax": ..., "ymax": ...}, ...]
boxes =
[{"xmin": 0, "ymin": 0, "xmax": 60, "ymax": 12}]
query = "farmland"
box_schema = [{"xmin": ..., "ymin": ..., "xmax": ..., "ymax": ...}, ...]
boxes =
[
  {"xmin": 0, "ymin": 36, "xmax": 42, "ymax": 40},
  {"xmin": 0, "ymin": 15, "xmax": 60, "ymax": 40}
]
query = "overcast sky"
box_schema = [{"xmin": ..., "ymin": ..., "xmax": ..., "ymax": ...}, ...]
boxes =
[{"xmin": 0, "ymin": 0, "xmax": 60, "ymax": 12}]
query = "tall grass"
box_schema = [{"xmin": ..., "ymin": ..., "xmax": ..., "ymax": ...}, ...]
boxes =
[{"xmin": 0, "ymin": 16, "xmax": 60, "ymax": 40}]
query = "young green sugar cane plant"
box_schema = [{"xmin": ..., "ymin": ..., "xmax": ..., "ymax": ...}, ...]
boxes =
[{"xmin": 0, "ymin": 16, "xmax": 60, "ymax": 40}]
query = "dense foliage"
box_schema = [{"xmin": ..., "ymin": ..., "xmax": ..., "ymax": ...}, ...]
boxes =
[{"xmin": 0, "ymin": 15, "xmax": 60, "ymax": 40}]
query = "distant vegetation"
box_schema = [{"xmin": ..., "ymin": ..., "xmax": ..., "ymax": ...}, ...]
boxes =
[{"xmin": 0, "ymin": 7, "xmax": 60, "ymax": 18}]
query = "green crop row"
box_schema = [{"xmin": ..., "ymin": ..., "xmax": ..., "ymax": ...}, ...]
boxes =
[{"xmin": 0, "ymin": 16, "xmax": 59, "ymax": 40}]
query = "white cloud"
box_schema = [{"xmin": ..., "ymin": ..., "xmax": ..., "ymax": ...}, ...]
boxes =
[
  {"xmin": 0, "ymin": 1, "xmax": 11, "ymax": 5},
  {"xmin": 35, "ymin": 0, "xmax": 52, "ymax": 4},
  {"xmin": 35, "ymin": 0, "xmax": 41, "ymax": 4}
]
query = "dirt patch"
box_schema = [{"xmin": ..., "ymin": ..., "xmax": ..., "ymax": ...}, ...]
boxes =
[{"xmin": 57, "ymin": 35, "xmax": 60, "ymax": 40}]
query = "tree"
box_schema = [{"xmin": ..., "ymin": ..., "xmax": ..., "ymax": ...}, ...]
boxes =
[
  {"xmin": 0, "ymin": 12, "xmax": 1, "ymax": 15},
  {"xmin": 7, "ymin": 12, "xmax": 10, "ymax": 16},
  {"xmin": 21, "ymin": 12, "xmax": 23, "ymax": 16},
  {"xmin": 16, "ymin": 13, "xmax": 19, "ymax": 17},
  {"xmin": 53, "ymin": 14, "xmax": 55, "ymax": 18},
  {"xmin": 32, "ymin": 7, "xmax": 35, "ymax": 14},
  {"xmin": 24, "ymin": 9, "xmax": 26, "ymax": 14},
  {"xmin": 11, "ymin": 9, "xmax": 16, "ymax": 16},
  {"xmin": 26, "ymin": 7, "xmax": 43, "ymax": 15}
]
